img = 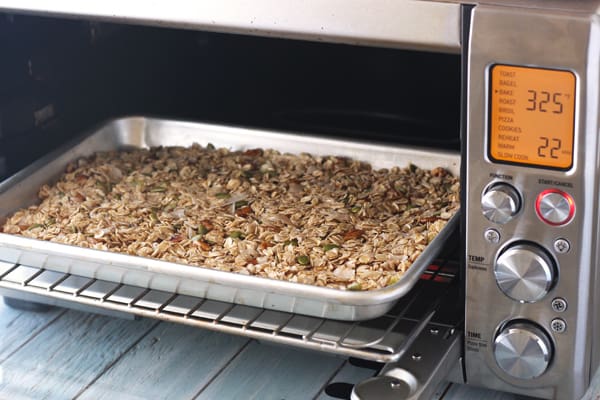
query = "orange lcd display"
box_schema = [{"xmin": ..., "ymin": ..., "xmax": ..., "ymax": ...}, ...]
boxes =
[{"xmin": 489, "ymin": 65, "xmax": 576, "ymax": 170}]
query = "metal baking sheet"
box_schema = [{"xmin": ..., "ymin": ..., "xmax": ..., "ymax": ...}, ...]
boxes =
[{"xmin": 0, "ymin": 117, "xmax": 459, "ymax": 320}]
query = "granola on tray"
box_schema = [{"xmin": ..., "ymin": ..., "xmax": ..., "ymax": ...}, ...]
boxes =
[{"xmin": 2, "ymin": 144, "xmax": 460, "ymax": 291}]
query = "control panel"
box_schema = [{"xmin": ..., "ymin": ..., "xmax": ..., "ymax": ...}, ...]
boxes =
[{"xmin": 465, "ymin": 5, "xmax": 599, "ymax": 400}]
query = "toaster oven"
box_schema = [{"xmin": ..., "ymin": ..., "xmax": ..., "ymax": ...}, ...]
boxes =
[{"xmin": 0, "ymin": 1, "xmax": 598, "ymax": 399}]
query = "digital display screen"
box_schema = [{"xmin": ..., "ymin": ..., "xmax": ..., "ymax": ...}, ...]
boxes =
[{"xmin": 488, "ymin": 65, "xmax": 576, "ymax": 170}]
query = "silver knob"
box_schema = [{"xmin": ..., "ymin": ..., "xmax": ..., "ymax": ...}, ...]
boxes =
[
  {"xmin": 494, "ymin": 243, "xmax": 555, "ymax": 302},
  {"xmin": 482, "ymin": 183, "xmax": 521, "ymax": 224},
  {"xmin": 494, "ymin": 321, "xmax": 552, "ymax": 380},
  {"xmin": 535, "ymin": 189, "xmax": 575, "ymax": 226}
]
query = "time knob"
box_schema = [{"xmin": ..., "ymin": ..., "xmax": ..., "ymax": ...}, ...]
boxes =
[
  {"xmin": 482, "ymin": 183, "xmax": 521, "ymax": 224},
  {"xmin": 494, "ymin": 321, "xmax": 552, "ymax": 380},
  {"xmin": 494, "ymin": 243, "xmax": 556, "ymax": 303}
]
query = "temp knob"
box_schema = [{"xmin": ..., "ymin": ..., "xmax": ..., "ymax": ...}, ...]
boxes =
[
  {"xmin": 494, "ymin": 243, "xmax": 555, "ymax": 302},
  {"xmin": 494, "ymin": 321, "xmax": 552, "ymax": 380},
  {"xmin": 536, "ymin": 189, "xmax": 575, "ymax": 226},
  {"xmin": 482, "ymin": 183, "xmax": 521, "ymax": 224}
]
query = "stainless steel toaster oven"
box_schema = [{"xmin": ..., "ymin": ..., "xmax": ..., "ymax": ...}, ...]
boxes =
[{"xmin": 0, "ymin": 1, "xmax": 598, "ymax": 399}]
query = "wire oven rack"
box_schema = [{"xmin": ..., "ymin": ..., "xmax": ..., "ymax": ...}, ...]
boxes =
[{"xmin": 0, "ymin": 257, "xmax": 460, "ymax": 364}]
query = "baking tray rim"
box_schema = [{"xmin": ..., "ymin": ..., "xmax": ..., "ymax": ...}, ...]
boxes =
[{"xmin": 0, "ymin": 115, "xmax": 460, "ymax": 307}]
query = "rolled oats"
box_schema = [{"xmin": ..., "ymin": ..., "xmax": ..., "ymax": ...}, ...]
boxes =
[{"xmin": 2, "ymin": 144, "xmax": 459, "ymax": 291}]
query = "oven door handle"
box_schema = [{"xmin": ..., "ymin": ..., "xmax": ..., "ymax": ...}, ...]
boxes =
[{"xmin": 351, "ymin": 325, "xmax": 463, "ymax": 400}]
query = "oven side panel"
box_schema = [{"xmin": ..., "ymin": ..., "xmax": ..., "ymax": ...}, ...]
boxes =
[
  {"xmin": 590, "ymin": 13, "xmax": 600, "ymax": 381},
  {"xmin": 465, "ymin": 6, "xmax": 598, "ymax": 400}
]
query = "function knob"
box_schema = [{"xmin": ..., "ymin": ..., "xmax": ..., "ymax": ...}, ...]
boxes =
[
  {"xmin": 482, "ymin": 183, "xmax": 521, "ymax": 224},
  {"xmin": 494, "ymin": 243, "xmax": 555, "ymax": 303},
  {"xmin": 535, "ymin": 189, "xmax": 575, "ymax": 226},
  {"xmin": 494, "ymin": 321, "xmax": 552, "ymax": 380}
]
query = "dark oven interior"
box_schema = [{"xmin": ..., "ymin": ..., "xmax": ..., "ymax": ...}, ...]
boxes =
[
  {"xmin": 0, "ymin": 13, "xmax": 461, "ymax": 181},
  {"xmin": 0, "ymin": 13, "xmax": 465, "ymax": 388}
]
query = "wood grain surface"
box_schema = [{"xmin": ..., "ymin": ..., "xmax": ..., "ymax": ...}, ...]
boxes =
[
  {"xmin": 194, "ymin": 342, "xmax": 345, "ymax": 400},
  {"xmin": 0, "ymin": 309, "xmax": 156, "ymax": 399},
  {"xmin": 77, "ymin": 323, "xmax": 249, "ymax": 400},
  {"xmin": 0, "ymin": 300, "xmax": 65, "ymax": 363},
  {"xmin": 1, "ymin": 297, "xmax": 598, "ymax": 400}
]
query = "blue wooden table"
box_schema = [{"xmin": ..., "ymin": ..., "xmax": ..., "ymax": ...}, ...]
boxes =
[{"xmin": 0, "ymin": 297, "xmax": 595, "ymax": 400}]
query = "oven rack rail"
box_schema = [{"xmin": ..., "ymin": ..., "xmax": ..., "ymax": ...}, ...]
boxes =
[{"xmin": 0, "ymin": 260, "xmax": 459, "ymax": 363}]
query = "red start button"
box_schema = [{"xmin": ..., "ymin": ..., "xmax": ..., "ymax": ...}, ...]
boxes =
[{"xmin": 535, "ymin": 189, "xmax": 575, "ymax": 226}]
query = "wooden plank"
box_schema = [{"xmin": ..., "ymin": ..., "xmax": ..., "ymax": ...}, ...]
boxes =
[
  {"xmin": 195, "ymin": 342, "xmax": 345, "ymax": 400},
  {"xmin": 77, "ymin": 323, "xmax": 250, "ymax": 400},
  {"xmin": 2, "ymin": 297, "xmax": 555, "ymax": 400},
  {"xmin": 0, "ymin": 298, "xmax": 65, "ymax": 363},
  {"xmin": 442, "ymin": 384, "xmax": 537, "ymax": 400},
  {"xmin": 315, "ymin": 360, "xmax": 377, "ymax": 400},
  {"xmin": 0, "ymin": 310, "xmax": 156, "ymax": 400}
]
